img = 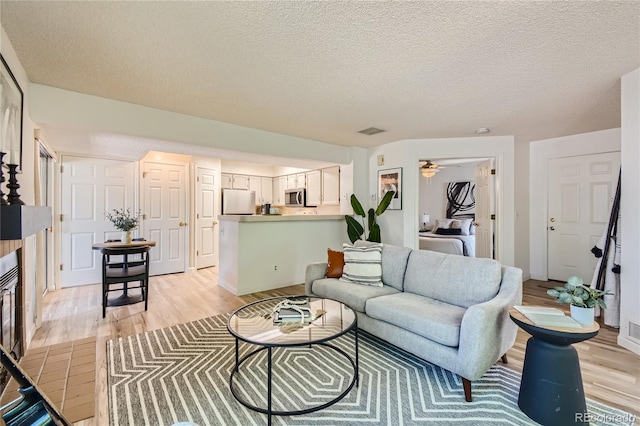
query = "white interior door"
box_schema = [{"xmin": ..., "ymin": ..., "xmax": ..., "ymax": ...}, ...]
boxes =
[
  {"xmin": 195, "ymin": 167, "xmax": 217, "ymax": 269},
  {"xmin": 548, "ymin": 152, "xmax": 620, "ymax": 281},
  {"xmin": 475, "ymin": 159, "xmax": 494, "ymax": 259},
  {"xmin": 60, "ymin": 155, "xmax": 136, "ymax": 287},
  {"xmin": 143, "ymin": 161, "xmax": 187, "ymax": 276}
]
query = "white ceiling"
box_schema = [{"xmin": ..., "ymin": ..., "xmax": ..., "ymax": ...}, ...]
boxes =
[{"xmin": 2, "ymin": 1, "xmax": 639, "ymax": 148}]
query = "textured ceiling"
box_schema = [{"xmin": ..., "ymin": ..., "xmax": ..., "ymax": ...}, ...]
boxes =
[{"xmin": 1, "ymin": 1, "xmax": 639, "ymax": 148}]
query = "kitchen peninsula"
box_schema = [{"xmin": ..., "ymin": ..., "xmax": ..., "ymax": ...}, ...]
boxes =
[{"xmin": 218, "ymin": 214, "xmax": 346, "ymax": 295}]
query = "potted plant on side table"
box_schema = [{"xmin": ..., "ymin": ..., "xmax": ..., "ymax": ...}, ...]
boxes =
[
  {"xmin": 546, "ymin": 276, "xmax": 612, "ymax": 325},
  {"xmin": 106, "ymin": 208, "xmax": 141, "ymax": 244}
]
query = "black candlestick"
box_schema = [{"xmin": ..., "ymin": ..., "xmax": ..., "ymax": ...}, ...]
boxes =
[
  {"xmin": 6, "ymin": 164, "xmax": 24, "ymax": 205},
  {"xmin": 0, "ymin": 152, "xmax": 8, "ymax": 205}
]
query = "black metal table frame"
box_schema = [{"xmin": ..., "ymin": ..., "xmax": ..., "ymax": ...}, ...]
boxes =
[{"xmin": 228, "ymin": 297, "xmax": 359, "ymax": 425}]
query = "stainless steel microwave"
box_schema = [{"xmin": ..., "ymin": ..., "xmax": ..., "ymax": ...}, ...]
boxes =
[{"xmin": 284, "ymin": 188, "xmax": 306, "ymax": 207}]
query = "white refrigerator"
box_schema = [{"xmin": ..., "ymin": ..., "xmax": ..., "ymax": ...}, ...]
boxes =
[{"xmin": 222, "ymin": 190, "xmax": 256, "ymax": 215}]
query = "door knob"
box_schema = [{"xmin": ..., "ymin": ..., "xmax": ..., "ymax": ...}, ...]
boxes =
[
  {"xmin": 179, "ymin": 221, "xmax": 187, "ymax": 227},
  {"xmin": 549, "ymin": 217, "xmax": 556, "ymax": 222},
  {"xmin": 549, "ymin": 226, "xmax": 555, "ymax": 231},
  {"xmin": 212, "ymin": 220, "xmax": 218, "ymax": 226}
]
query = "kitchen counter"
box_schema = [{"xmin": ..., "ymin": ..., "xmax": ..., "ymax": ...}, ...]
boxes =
[
  {"xmin": 218, "ymin": 214, "xmax": 347, "ymax": 296},
  {"xmin": 219, "ymin": 214, "xmax": 344, "ymax": 222}
]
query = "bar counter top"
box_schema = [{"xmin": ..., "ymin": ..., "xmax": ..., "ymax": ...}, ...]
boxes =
[{"xmin": 219, "ymin": 214, "xmax": 344, "ymax": 222}]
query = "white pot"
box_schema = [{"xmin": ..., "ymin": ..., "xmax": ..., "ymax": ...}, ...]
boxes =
[
  {"xmin": 570, "ymin": 305, "xmax": 594, "ymax": 325},
  {"xmin": 121, "ymin": 230, "xmax": 133, "ymax": 244}
]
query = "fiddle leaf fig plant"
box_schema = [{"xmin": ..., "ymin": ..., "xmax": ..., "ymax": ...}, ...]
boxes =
[
  {"xmin": 345, "ymin": 191, "xmax": 395, "ymax": 243},
  {"xmin": 546, "ymin": 276, "xmax": 611, "ymax": 309}
]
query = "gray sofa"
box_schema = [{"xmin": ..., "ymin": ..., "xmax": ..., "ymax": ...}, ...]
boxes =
[{"xmin": 305, "ymin": 243, "xmax": 523, "ymax": 402}]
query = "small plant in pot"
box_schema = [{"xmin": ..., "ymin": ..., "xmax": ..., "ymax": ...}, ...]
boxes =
[
  {"xmin": 106, "ymin": 208, "xmax": 141, "ymax": 243},
  {"xmin": 546, "ymin": 276, "xmax": 612, "ymax": 325}
]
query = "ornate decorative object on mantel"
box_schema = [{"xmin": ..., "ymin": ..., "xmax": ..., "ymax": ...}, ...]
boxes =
[
  {"xmin": 5, "ymin": 164, "xmax": 24, "ymax": 205},
  {"xmin": 0, "ymin": 152, "xmax": 8, "ymax": 205}
]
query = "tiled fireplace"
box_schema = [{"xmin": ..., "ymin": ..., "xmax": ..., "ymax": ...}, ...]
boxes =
[
  {"xmin": 0, "ymin": 241, "xmax": 24, "ymax": 392},
  {"xmin": 0, "ymin": 205, "xmax": 51, "ymax": 393}
]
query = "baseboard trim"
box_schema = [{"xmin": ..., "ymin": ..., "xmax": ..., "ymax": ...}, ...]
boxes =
[{"xmin": 617, "ymin": 335, "xmax": 640, "ymax": 355}]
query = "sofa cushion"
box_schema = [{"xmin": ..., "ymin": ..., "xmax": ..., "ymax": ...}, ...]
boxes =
[
  {"xmin": 326, "ymin": 249, "xmax": 344, "ymax": 278},
  {"xmin": 366, "ymin": 293, "xmax": 466, "ymax": 347},
  {"xmin": 403, "ymin": 250, "xmax": 502, "ymax": 308},
  {"xmin": 354, "ymin": 241, "xmax": 412, "ymax": 291},
  {"xmin": 340, "ymin": 243, "xmax": 383, "ymax": 286},
  {"xmin": 311, "ymin": 278, "xmax": 399, "ymax": 313}
]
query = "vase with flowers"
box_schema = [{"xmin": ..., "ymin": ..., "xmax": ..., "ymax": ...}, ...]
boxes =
[
  {"xmin": 106, "ymin": 208, "xmax": 141, "ymax": 243},
  {"xmin": 546, "ymin": 276, "xmax": 611, "ymax": 325}
]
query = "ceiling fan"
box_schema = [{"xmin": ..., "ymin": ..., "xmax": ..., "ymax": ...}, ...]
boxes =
[{"xmin": 419, "ymin": 160, "xmax": 445, "ymax": 178}]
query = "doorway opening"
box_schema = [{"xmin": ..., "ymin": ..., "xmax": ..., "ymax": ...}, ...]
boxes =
[{"xmin": 417, "ymin": 157, "xmax": 495, "ymax": 259}]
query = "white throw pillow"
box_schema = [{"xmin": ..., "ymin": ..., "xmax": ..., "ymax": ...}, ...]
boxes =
[
  {"xmin": 449, "ymin": 218, "xmax": 473, "ymax": 236},
  {"xmin": 432, "ymin": 218, "xmax": 453, "ymax": 231},
  {"xmin": 339, "ymin": 243, "xmax": 383, "ymax": 287}
]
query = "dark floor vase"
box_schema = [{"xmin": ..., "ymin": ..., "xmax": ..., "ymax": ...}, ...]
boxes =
[{"xmin": 518, "ymin": 338, "xmax": 587, "ymax": 426}]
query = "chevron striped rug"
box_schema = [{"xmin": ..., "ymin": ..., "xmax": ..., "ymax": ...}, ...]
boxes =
[{"xmin": 107, "ymin": 313, "xmax": 635, "ymax": 426}]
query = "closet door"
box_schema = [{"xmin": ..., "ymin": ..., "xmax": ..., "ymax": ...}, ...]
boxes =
[{"xmin": 60, "ymin": 155, "xmax": 136, "ymax": 287}]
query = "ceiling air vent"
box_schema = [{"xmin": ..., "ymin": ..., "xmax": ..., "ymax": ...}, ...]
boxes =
[{"xmin": 357, "ymin": 127, "xmax": 386, "ymax": 136}]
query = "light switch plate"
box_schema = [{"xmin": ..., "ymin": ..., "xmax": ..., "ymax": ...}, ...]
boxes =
[{"xmin": 377, "ymin": 155, "xmax": 384, "ymax": 166}]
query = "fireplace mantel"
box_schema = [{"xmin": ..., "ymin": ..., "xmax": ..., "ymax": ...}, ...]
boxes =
[{"xmin": 0, "ymin": 205, "xmax": 52, "ymax": 240}]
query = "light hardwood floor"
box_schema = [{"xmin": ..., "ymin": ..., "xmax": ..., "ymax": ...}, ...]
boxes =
[{"xmin": 29, "ymin": 270, "xmax": 639, "ymax": 425}]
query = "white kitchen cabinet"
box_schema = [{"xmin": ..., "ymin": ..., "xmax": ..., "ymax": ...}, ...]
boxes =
[
  {"xmin": 285, "ymin": 173, "xmax": 306, "ymax": 189},
  {"xmin": 295, "ymin": 173, "xmax": 306, "ymax": 189},
  {"xmin": 232, "ymin": 174, "xmax": 250, "ymax": 190},
  {"xmin": 249, "ymin": 176, "xmax": 262, "ymax": 204},
  {"xmin": 321, "ymin": 166, "xmax": 340, "ymax": 205},
  {"xmin": 272, "ymin": 177, "xmax": 280, "ymax": 205},
  {"xmin": 286, "ymin": 174, "xmax": 297, "ymax": 190},
  {"xmin": 305, "ymin": 170, "xmax": 321, "ymax": 206},
  {"xmin": 261, "ymin": 177, "xmax": 273, "ymax": 204},
  {"xmin": 221, "ymin": 173, "xmax": 232, "ymax": 189},
  {"xmin": 278, "ymin": 176, "xmax": 287, "ymax": 205}
]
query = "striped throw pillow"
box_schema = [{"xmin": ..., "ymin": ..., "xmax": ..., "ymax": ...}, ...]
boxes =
[{"xmin": 339, "ymin": 243, "xmax": 383, "ymax": 287}]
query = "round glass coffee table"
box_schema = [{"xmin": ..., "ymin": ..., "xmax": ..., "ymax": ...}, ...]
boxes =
[{"xmin": 227, "ymin": 296, "xmax": 358, "ymax": 425}]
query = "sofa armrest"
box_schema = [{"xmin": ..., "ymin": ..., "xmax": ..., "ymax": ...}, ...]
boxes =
[
  {"xmin": 457, "ymin": 266, "xmax": 523, "ymax": 380},
  {"xmin": 305, "ymin": 262, "xmax": 328, "ymax": 295}
]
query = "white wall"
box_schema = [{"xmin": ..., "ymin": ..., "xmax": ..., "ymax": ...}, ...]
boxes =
[
  {"xmin": 30, "ymin": 84, "xmax": 352, "ymax": 165},
  {"xmin": 221, "ymin": 160, "xmax": 279, "ymax": 177},
  {"xmin": 218, "ymin": 218, "xmax": 346, "ymax": 295},
  {"xmin": 528, "ymin": 128, "xmax": 621, "ymax": 280},
  {"xmin": 514, "ymin": 141, "xmax": 530, "ymax": 280},
  {"xmin": 1, "ymin": 27, "xmax": 40, "ymax": 344},
  {"xmin": 418, "ymin": 163, "xmax": 476, "ymax": 229},
  {"xmin": 619, "ymin": 68, "xmax": 640, "ymax": 354},
  {"xmin": 368, "ymin": 136, "xmax": 516, "ymax": 267}
]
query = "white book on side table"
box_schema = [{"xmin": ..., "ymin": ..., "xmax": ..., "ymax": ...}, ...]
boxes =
[
  {"xmin": 514, "ymin": 306, "xmax": 582, "ymax": 328},
  {"xmin": 514, "ymin": 305, "xmax": 564, "ymax": 316}
]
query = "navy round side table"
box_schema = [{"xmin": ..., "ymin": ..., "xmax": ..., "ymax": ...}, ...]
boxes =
[{"xmin": 509, "ymin": 308, "xmax": 599, "ymax": 426}]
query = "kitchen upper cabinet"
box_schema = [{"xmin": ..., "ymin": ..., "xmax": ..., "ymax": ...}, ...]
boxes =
[
  {"xmin": 285, "ymin": 173, "xmax": 306, "ymax": 190},
  {"xmin": 248, "ymin": 176, "xmax": 273, "ymax": 205},
  {"xmin": 296, "ymin": 173, "xmax": 306, "ymax": 189},
  {"xmin": 221, "ymin": 173, "xmax": 232, "ymax": 189},
  {"xmin": 305, "ymin": 170, "xmax": 321, "ymax": 206},
  {"xmin": 249, "ymin": 176, "xmax": 262, "ymax": 205},
  {"xmin": 277, "ymin": 176, "xmax": 287, "ymax": 205},
  {"xmin": 261, "ymin": 177, "xmax": 273, "ymax": 204},
  {"xmin": 272, "ymin": 177, "xmax": 281, "ymax": 205},
  {"xmin": 232, "ymin": 174, "xmax": 250, "ymax": 190},
  {"xmin": 321, "ymin": 166, "xmax": 340, "ymax": 205},
  {"xmin": 286, "ymin": 174, "xmax": 297, "ymax": 190}
]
